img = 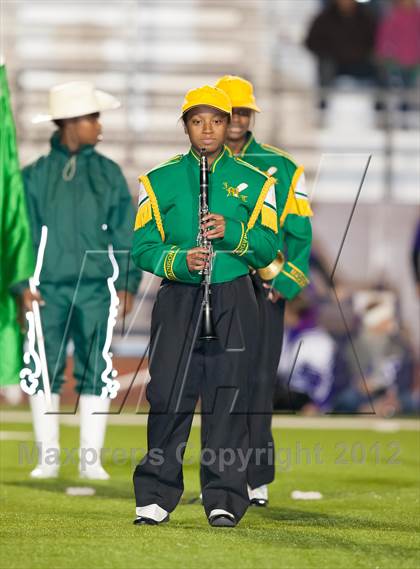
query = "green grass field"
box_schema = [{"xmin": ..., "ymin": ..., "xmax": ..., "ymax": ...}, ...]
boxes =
[{"xmin": 1, "ymin": 421, "xmax": 419, "ymax": 569}]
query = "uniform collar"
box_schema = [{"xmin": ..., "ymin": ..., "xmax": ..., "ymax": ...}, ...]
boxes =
[
  {"xmin": 239, "ymin": 132, "xmax": 258, "ymax": 158},
  {"xmin": 187, "ymin": 145, "xmax": 229, "ymax": 173}
]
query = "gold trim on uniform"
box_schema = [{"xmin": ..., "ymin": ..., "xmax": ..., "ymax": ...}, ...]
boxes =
[
  {"xmin": 247, "ymin": 176, "xmax": 277, "ymax": 232},
  {"xmin": 138, "ymin": 175, "xmax": 166, "ymax": 241},
  {"xmin": 233, "ymin": 222, "xmax": 249, "ymax": 256},
  {"xmin": 211, "ymin": 149, "xmax": 225, "ymax": 172},
  {"xmin": 282, "ymin": 261, "xmax": 309, "ymax": 288},
  {"xmin": 163, "ymin": 246, "xmax": 179, "ymax": 280},
  {"xmin": 240, "ymin": 135, "xmax": 254, "ymax": 157},
  {"xmin": 261, "ymin": 204, "xmax": 277, "ymax": 233},
  {"xmin": 134, "ymin": 199, "xmax": 152, "ymax": 230},
  {"xmin": 281, "ymin": 270, "xmax": 303, "ymax": 288},
  {"xmin": 283, "ymin": 198, "xmax": 313, "ymax": 221},
  {"xmin": 235, "ymin": 156, "xmax": 268, "ymax": 176},
  {"xmin": 190, "ymin": 147, "xmax": 227, "ymax": 171},
  {"xmin": 279, "ymin": 167, "xmax": 313, "ymax": 227},
  {"xmin": 287, "ymin": 262, "xmax": 309, "ymax": 284}
]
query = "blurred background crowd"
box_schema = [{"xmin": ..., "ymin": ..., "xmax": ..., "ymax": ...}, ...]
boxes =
[{"xmin": 1, "ymin": 0, "xmax": 419, "ymax": 416}]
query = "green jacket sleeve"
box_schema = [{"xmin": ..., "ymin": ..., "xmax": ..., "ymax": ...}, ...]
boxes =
[
  {"xmin": 218, "ymin": 216, "xmax": 277, "ymax": 269},
  {"xmin": 218, "ymin": 177, "xmax": 278, "ymax": 268},
  {"xmin": 273, "ymin": 215, "xmax": 312, "ymax": 299},
  {"xmin": 108, "ymin": 167, "xmax": 142, "ymax": 294},
  {"xmin": 272, "ymin": 167, "xmax": 313, "ymax": 299},
  {"xmin": 132, "ymin": 177, "xmax": 201, "ymax": 284}
]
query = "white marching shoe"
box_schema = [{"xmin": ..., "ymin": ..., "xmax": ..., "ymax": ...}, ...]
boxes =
[
  {"xmin": 248, "ymin": 484, "xmax": 268, "ymax": 507},
  {"xmin": 79, "ymin": 394, "xmax": 110, "ymax": 480},
  {"xmin": 134, "ymin": 504, "xmax": 170, "ymax": 525},
  {"xmin": 29, "ymin": 391, "xmax": 60, "ymax": 479}
]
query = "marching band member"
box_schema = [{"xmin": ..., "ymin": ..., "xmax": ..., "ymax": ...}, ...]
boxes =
[
  {"xmin": 22, "ymin": 81, "xmax": 141, "ymax": 480},
  {"xmin": 132, "ymin": 85, "xmax": 278, "ymax": 527},
  {"xmin": 216, "ymin": 75, "xmax": 313, "ymax": 506}
]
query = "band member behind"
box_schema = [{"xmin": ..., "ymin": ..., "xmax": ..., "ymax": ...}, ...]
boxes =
[
  {"xmin": 22, "ymin": 81, "xmax": 141, "ymax": 480},
  {"xmin": 131, "ymin": 85, "xmax": 278, "ymax": 527},
  {"xmin": 216, "ymin": 75, "xmax": 313, "ymax": 506}
]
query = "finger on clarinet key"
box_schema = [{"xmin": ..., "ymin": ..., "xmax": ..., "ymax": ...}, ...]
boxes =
[
  {"xmin": 196, "ymin": 248, "xmax": 210, "ymax": 257},
  {"xmin": 190, "ymin": 247, "xmax": 208, "ymax": 255},
  {"xmin": 202, "ymin": 214, "xmax": 221, "ymax": 225},
  {"xmin": 202, "ymin": 221, "xmax": 216, "ymax": 231},
  {"xmin": 207, "ymin": 227, "xmax": 224, "ymax": 239}
]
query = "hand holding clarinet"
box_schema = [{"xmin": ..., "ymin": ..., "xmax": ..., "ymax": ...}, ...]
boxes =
[{"xmin": 186, "ymin": 209, "xmax": 226, "ymax": 271}]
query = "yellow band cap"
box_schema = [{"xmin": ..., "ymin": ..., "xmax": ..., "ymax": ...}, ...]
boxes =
[
  {"xmin": 215, "ymin": 75, "xmax": 261, "ymax": 113},
  {"xmin": 181, "ymin": 85, "xmax": 232, "ymax": 116}
]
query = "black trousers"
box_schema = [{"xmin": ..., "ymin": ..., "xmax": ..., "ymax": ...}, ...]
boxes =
[
  {"xmin": 133, "ymin": 275, "xmax": 258, "ymax": 522},
  {"xmin": 247, "ymin": 273, "xmax": 285, "ymax": 489}
]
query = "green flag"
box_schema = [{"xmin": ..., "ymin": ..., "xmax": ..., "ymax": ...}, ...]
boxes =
[{"xmin": 0, "ymin": 63, "xmax": 35, "ymax": 387}]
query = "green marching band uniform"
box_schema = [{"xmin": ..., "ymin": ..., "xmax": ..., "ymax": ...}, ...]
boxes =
[
  {"xmin": 215, "ymin": 72, "xmax": 313, "ymax": 504},
  {"xmin": 237, "ymin": 134, "xmax": 313, "ymax": 298},
  {"xmin": 132, "ymin": 147, "xmax": 278, "ymax": 283},
  {"xmin": 236, "ymin": 133, "xmax": 313, "ymax": 494},
  {"xmin": 131, "ymin": 88, "xmax": 279, "ymax": 526}
]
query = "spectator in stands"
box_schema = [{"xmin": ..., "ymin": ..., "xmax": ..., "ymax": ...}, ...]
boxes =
[
  {"xmin": 305, "ymin": 0, "xmax": 379, "ymax": 108},
  {"xmin": 375, "ymin": 0, "xmax": 420, "ymax": 111},
  {"xmin": 334, "ymin": 296, "xmax": 417, "ymax": 416},
  {"xmin": 274, "ymin": 296, "xmax": 337, "ymax": 414}
]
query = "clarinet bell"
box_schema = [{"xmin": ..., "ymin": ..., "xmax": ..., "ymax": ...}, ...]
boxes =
[{"xmin": 200, "ymin": 303, "xmax": 217, "ymax": 341}]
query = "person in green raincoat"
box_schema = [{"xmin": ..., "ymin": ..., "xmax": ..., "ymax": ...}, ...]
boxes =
[{"xmin": 21, "ymin": 81, "xmax": 141, "ymax": 480}]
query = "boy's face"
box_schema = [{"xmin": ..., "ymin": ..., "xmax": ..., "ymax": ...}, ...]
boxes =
[
  {"xmin": 227, "ymin": 107, "xmax": 252, "ymax": 143},
  {"xmin": 184, "ymin": 106, "xmax": 229, "ymax": 155},
  {"xmin": 72, "ymin": 113, "xmax": 102, "ymax": 146}
]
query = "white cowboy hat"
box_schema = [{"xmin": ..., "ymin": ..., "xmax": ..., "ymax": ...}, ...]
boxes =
[{"xmin": 32, "ymin": 80, "xmax": 121, "ymax": 124}]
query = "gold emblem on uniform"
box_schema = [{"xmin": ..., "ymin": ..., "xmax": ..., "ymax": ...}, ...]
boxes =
[{"xmin": 223, "ymin": 181, "xmax": 248, "ymax": 202}]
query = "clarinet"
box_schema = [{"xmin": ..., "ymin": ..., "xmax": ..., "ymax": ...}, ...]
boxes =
[{"xmin": 198, "ymin": 148, "xmax": 217, "ymax": 341}]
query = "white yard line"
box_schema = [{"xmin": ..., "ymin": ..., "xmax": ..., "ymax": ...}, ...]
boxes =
[{"xmin": 0, "ymin": 411, "xmax": 419, "ymax": 431}]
